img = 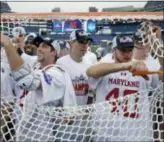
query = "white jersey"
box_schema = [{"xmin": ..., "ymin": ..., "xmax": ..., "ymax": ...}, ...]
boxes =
[
  {"xmin": 83, "ymin": 51, "xmax": 97, "ymax": 65},
  {"xmin": 17, "ymin": 54, "xmax": 77, "ymax": 141},
  {"xmin": 56, "ymin": 55, "xmax": 91, "ymax": 105},
  {"xmin": 89, "ymin": 55, "xmax": 160, "ymax": 141},
  {"xmin": 20, "ymin": 53, "xmax": 76, "ymax": 107}
]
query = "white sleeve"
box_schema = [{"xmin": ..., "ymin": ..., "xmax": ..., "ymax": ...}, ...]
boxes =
[{"xmin": 21, "ymin": 53, "xmax": 37, "ymax": 68}]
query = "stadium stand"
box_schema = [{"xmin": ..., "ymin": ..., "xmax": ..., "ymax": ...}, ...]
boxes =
[
  {"xmin": 0, "ymin": 2, "xmax": 12, "ymax": 13},
  {"xmin": 0, "ymin": 2, "xmax": 163, "ymax": 45},
  {"xmin": 144, "ymin": 1, "xmax": 164, "ymax": 11},
  {"xmin": 102, "ymin": 6, "xmax": 143, "ymax": 12}
]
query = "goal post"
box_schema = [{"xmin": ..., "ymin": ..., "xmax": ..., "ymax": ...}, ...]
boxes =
[{"xmin": 0, "ymin": 11, "xmax": 163, "ymax": 36}]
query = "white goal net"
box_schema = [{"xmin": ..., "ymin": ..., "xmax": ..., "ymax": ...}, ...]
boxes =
[
  {"xmin": 1, "ymin": 12, "xmax": 163, "ymax": 142},
  {"xmin": 1, "ymin": 83, "xmax": 163, "ymax": 142}
]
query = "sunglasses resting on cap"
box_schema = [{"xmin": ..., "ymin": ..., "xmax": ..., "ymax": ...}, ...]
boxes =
[{"xmin": 70, "ymin": 30, "xmax": 93, "ymax": 44}]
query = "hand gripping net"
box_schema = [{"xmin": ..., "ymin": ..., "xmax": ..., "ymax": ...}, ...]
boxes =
[
  {"xmin": 1, "ymin": 83, "xmax": 163, "ymax": 142},
  {"xmin": 134, "ymin": 21, "xmax": 164, "ymax": 58}
]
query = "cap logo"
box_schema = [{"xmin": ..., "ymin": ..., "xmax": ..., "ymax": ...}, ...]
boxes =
[
  {"xmin": 78, "ymin": 31, "xmax": 88, "ymax": 36},
  {"xmin": 120, "ymin": 37, "xmax": 133, "ymax": 43}
]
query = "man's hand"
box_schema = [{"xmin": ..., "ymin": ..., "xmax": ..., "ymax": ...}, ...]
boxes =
[
  {"xmin": 129, "ymin": 60, "xmax": 149, "ymax": 80},
  {"xmin": 0, "ymin": 33, "xmax": 13, "ymax": 48},
  {"xmin": 0, "ymin": 33, "xmax": 24, "ymax": 71},
  {"xmin": 153, "ymin": 25, "xmax": 162, "ymax": 40}
]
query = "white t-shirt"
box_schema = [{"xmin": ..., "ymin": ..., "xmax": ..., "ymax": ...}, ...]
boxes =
[
  {"xmin": 16, "ymin": 55, "xmax": 77, "ymax": 142},
  {"xmin": 89, "ymin": 55, "xmax": 161, "ymax": 141},
  {"xmin": 83, "ymin": 51, "xmax": 97, "ymax": 65},
  {"xmin": 56, "ymin": 55, "xmax": 91, "ymax": 105},
  {"xmin": 100, "ymin": 53, "xmax": 113, "ymax": 63}
]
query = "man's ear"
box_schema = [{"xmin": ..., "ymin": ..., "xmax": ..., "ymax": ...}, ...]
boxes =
[{"xmin": 52, "ymin": 50, "xmax": 57, "ymax": 56}]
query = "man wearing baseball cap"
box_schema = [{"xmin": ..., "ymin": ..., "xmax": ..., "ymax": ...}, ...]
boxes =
[
  {"xmin": 56, "ymin": 29, "xmax": 95, "ymax": 141},
  {"xmin": 12, "ymin": 26, "xmax": 26, "ymax": 50},
  {"xmin": 86, "ymin": 34, "xmax": 156, "ymax": 141},
  {"xmin": 18, "ymin": 35, "xmax": 57, "ymax": 68},
  {"xmin": 1, "ymin": 33, "xmax": 77, "ymax": 141},
  {"xmin": 23, "ymin": 33, "xmax": 38, "ymax": 56},
  {"xmin": 52, "ymin": 40, "xmax": 70, "ymax": 58},
  {"xmin": 57, "ymin": 29, "xmax": 93, "ymax": 106}
]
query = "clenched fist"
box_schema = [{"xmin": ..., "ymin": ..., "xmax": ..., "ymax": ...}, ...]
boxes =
[{"xmin": 128, "ymin": 60, "xmax": 149, "ymax": 80}]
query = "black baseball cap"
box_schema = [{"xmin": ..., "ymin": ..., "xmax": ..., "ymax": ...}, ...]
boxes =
[
  {"xmin": 32, "ymin": 36, "xmax": 55, "ymax": 50},
  {"xmin": 69, "ymin": 30, "xmax": 93, "ymax": 44},
  {"xmin": 24, "ymin": 33, "xmax": 37, "ymax": 44},
  {"xmin": 112, "ymin": 35, "xmax": 134, "ymax": 50}
]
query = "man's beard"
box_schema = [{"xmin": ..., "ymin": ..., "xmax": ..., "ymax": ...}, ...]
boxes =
[{"xmin": 114, "ymin": 53, "xmax": 131, "ymax": 63}]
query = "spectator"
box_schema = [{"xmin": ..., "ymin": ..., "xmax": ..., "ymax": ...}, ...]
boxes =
[
  {"xmin": 83, "ymin": 37, "xmax": 97, "ymax": 65},
  {"xmin": 24, "ymin": 33, "xmax": 37, "ymax": 55},
  {"xmin": 52, "ymin": 40, "xmax": 70, "ymax": 58},
  {"xmin": 12, "ymin": 26, "xmax": 26, "ymax": 51},
  {"xmin": 95, "ymin": 47, "xmax": 105, "ymax": 61}
]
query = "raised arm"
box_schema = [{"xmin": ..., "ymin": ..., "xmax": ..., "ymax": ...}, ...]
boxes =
[
  {"xmin": 1, "ymin": 33, "xmax": 41, "ymax": 91},
  {"xmin": 1, "ymin": 33, "xmax": 24, "ymax": 71}
]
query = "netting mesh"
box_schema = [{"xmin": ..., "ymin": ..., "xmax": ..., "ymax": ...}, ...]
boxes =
[
  {"xmin": 136, "ymin": 21, "xmax": 164, "ymax": 58},
  {"xmin": 0, "ymin": 18, "xmax": 36, "ymax": 36},
  {"xmin": 0, "ymin": 14, "xmax": 163, "ymax": 142},
  {"xmin": 1, "ymin": 83, "xmax": 163, "ymax": 142}
]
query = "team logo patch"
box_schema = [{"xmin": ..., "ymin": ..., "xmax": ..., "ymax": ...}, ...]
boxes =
[{"xmin": 42, "ymin": 71, "xmax": 52, "ymax": 85}]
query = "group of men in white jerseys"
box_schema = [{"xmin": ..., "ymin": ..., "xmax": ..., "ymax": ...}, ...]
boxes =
[{"xmin": 0, "ymin": 21, "xmax": 163, "ymax": 141}]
